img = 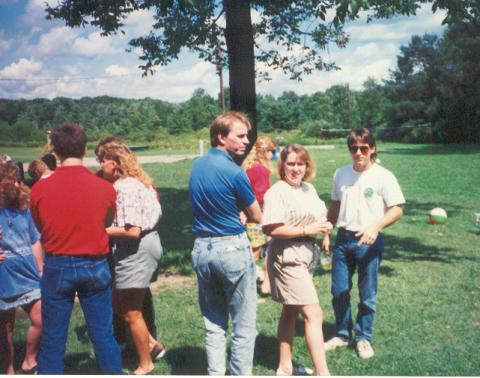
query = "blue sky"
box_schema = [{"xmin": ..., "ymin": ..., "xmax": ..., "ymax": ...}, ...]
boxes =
[{"xmin": 0, "ymin": 0, "xmax": 447, "ymax": 102}]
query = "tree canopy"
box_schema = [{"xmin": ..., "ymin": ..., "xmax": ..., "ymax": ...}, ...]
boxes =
[{"xmin": 45, "ymin": 0, "xmax": 470, "ymax": 143}]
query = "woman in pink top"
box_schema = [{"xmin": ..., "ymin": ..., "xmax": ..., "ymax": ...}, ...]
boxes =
[{"xmin": 242, "ymin": 135, "xmax": 278, "ymax": 295}]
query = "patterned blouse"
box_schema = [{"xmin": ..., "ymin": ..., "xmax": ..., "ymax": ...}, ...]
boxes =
[{"xmin": 113, "ymin": 177, "xmax": 162, "ymax": 231}]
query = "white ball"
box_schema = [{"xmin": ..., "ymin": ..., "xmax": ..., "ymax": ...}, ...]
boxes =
[{"xmin": 429, "ymin": 208, "xmax": 447, "ymax": 224}]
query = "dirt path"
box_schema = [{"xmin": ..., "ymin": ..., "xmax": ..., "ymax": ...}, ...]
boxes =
[
  {"xmin": 22, "ymin": 154, "xmax": 198, "ymax": 171},
  {"xmin": 83, "ymin": 154, "xmax": 198, "ymax": 167}
]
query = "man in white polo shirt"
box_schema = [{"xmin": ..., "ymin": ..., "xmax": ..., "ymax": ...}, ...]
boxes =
[{"xmin": 322, "ymin": 128, "xmax": 405, "ymax": 359}]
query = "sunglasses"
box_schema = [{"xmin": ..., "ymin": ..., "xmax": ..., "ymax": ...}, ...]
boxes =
[{"xmin": 349, "ymin": 145, "xmax": 370, "ymax": 155}]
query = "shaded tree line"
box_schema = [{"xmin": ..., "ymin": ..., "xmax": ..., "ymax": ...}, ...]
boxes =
[{"xmin": 1, "ymin": 24, "xmax": 478, "ymax": 145}]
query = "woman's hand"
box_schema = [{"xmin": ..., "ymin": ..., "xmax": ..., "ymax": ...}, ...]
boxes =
[{"xmin": 304, "ymin": 221, "xmax": 333, "ymax": 237}]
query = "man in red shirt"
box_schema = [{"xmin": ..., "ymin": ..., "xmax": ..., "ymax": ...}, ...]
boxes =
[{"xmin": 30, "ymin": 123, "xmax": 122, "ymax": 374}]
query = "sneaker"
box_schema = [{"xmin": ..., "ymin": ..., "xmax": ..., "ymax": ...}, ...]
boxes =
[
  {"xmin": 276, "ymin": 365, "xmax": 313, "ymax": 376},
  {"xmin": 356, "ymin": 340, "xmax": 374, "ymax": 359},
  {"xmin": 324, "ymin": 336, "xmax": 349, "ymax": 351}
]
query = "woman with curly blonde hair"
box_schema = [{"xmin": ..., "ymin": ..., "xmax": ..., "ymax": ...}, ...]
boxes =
[
  {"xmin": 242, "ymin": 135, "xmax": 278, "ymax": 295},
  {"xmin": 0, "ymin": 164, "xmax": 43, "ymax": 374},
  {"xmin": 95, "ymin": 141, "xmax": 164, "ymax": 375}
]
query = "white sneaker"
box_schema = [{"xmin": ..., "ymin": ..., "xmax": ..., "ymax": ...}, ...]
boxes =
[
  {"xmin": 324, "ymin": 336, "xmax": 349, "ymax": 351},
  {"xmin": 356, "ymin": 340, "xmax": 374, "ymax": 359}
]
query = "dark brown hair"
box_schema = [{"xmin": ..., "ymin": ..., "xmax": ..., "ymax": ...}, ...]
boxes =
[
  {"xmin": 0, "ymin": 164, "xmax": 30, "ymax": 210},
  {"xmin": 50, "ymin": 122, "xmax": 87, "ymax": 159},
  {"xmin": 347, "ymin": 128, "xmax": 377, "ymax": 161}
]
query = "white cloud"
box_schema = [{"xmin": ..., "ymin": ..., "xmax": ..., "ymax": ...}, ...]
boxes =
[
  {"xmin": 124, "ymin": 9, "xmax": 156, "ymax": 36},
  {"xmin": 0, "ymin": 57, "xmax": 42, "ymax": 78},
  {"xmin": 37, "ymin": 26, "xmax": 79, "ymax": 54},
  {"xmin": 0, "ymin": 30, "xmax": 13, "ymax": 54},
  {"xmin": 105, "ymin": 65, "xmax": 131, "ymax": 76},
  {"xmin": 72, "ymin": 32, "xmax": 122, "ymax": 56}
]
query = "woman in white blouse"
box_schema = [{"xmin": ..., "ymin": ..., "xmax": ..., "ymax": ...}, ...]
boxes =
[
  {"xmin": 262, "ymin": 144, "xmax": 332, "ymax": 376},
  {"xmin": 96, "ymin": 141, "xmax": 163, "ymax": 375}
]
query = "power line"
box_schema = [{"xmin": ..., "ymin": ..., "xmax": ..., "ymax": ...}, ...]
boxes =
[{"xmin": 0, "ymin": 73, "xmax": 138, "ymax": 83}]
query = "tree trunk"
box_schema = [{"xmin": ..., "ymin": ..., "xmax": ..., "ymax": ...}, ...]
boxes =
[{"xmin": 224, "ymin": 0, "xmax": 257, "ymax": 148}]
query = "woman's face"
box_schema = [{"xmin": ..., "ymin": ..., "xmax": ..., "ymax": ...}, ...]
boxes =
[
  {"xmin": 99, "ymin": 159, "xmax": 118, "ymax": 182},
  {"xmin": 283, "ymin": 151, "xmax": 306, "ymax": 187}
]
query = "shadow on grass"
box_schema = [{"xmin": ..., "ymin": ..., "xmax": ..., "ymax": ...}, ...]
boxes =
[
  {"xmin": 163, "ymin": 345, "xmax": 208, "ymax": 375},
  {"xmin": 64, "ymin": 353, "xmax": 99, "ymax": 374},
  {"xmin": 155, "ymin": 187, "xmax": 194, "ymax": 274},
  {"xmin": 254, "ymin": 333, "xmax": 278, "ymax": 370}
]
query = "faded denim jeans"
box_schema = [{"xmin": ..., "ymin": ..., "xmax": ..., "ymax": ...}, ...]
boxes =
[
  {"xmin": 331, "ymin": 228, "xmax": 384, "ymax": 342},
  {"xmin": 191, "ymin": 232, "xmax": 257, "ymax": 375},
  {"xmin": 37, "ymin": 255, "xmax": 122, "ymax": 374}
]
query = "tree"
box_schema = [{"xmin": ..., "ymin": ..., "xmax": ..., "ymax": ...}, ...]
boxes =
[{"xmin": 46, "ymin": 0, "xmax": 451, "ymax": 144}]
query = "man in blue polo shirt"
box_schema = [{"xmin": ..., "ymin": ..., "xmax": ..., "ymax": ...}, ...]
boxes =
[{"xmin": 189, "ymin": 111, "xmax": 262, "ymax": 375}]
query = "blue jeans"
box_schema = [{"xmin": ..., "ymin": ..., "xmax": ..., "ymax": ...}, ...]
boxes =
[
  {"xmin": 37, "ymin": 255, "xmax": 122, "ymax": 374},
  {"xmin": 191, "ymin": 233, "xmax": 257, "ymax": 375},
  {"xmin": 331, "ymin": 228, "xmax": 384, "ymax": 342}
]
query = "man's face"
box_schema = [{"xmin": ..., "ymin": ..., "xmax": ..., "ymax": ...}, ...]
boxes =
[
  {"xmin": 349, "ymin": 143, "xmax": 375, "ymax": 172},
  {"xmin": 218, "ymin": 121, "xmax": 249, "ymax": 157}
]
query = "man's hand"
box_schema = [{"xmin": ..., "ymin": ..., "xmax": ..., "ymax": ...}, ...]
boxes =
[{"xmin": 355, "ymin": 225, "xmax": 380, "ymax": 245}]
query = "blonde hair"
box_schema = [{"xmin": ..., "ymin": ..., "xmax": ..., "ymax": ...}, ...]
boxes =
[
  {"xmin": 278, "ymin": 144, "xmax": 316, "ymax": 181},
  {"xmin": 95, "ymin": 142, "xmax": 154, "ymax": 187},
  {"xmin": 242, "ymin": 135, "xmax": 278, "ymax": 170}
]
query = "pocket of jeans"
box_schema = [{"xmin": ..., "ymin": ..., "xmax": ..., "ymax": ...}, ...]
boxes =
[
  {"xmin": 41, "ymin": 264, "xmax": 65, "ymax": 294},
  {"xmin": 220, "ymin": 244, "xmax": 250, "ymax": 275},
  {"xmin": 84, "ymin": 260, "xmax": 112, "ymax": 291},
  {"xmin": 191, "ymin": 241, "xmax": 201, "ymax": 270}
]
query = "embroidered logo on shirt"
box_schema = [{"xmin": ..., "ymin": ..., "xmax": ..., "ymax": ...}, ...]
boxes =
[{"xmin": 364, "ymin": 187, "xmax": 374, "ymax": 198}]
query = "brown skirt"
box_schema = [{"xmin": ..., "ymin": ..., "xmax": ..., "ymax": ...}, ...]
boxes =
[{"xmin": 266, "ymin": 238, "xmax": 319, "ymax": 305}]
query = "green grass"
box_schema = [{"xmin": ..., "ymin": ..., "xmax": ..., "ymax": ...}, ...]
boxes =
[{"xmin": 11, "ymin": 143, "xmax": 480, "ymax": 375}]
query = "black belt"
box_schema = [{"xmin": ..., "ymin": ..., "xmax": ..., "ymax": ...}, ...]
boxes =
[
  {"xmin": 338, "ymin": 228, "xmax": 361, "ymax": 238},
  {"xmin": 45, "ymin": 252, "xmax": 108, "ymax": 260},
  {"xmin": 195, "ymin": 232, "xmax": 241, "ymax": 240}
]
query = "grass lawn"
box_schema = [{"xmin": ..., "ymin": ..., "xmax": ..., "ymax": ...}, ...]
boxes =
[{"xmin": 11, "ymin": 142, "xmax": 480, "ymax": 375}]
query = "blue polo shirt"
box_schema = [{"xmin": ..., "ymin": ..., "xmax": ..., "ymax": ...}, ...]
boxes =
[{"xmin": 189, "ymin": 148, "xmax": 256, "ymax": 236}]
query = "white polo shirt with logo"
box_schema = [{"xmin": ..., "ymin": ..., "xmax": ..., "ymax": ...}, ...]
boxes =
[{"xmin": 331, "ymin": 163, "xmax": 405, "ymax": 232}]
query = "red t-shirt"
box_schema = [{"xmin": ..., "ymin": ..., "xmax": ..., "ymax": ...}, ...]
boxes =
[
  {"xmin": 246, "ymin": 163, "xmax": 270, "ymax": 207},
  {"xmin": 30, "ymin": 165, "xmax": 116, "ymax": 256}
]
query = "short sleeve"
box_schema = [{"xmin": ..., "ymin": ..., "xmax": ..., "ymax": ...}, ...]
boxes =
[
  {"xmin": 331, "ymin": 169, "xmax": 341, "ymax": 201},
  {"xmin": 115, "ymin": 180, "xmax": 144, "ymax": 227},
  {"xmin": 262, "ymin": 187, "xmax": 286, "ymax": 226},
  {"xmin": 381, "ymin": 171, "xmax": 406, "ymax": 207},
  {"xmin": 233, "ymin": 170, "xmax": 256, "ymax": 210}
]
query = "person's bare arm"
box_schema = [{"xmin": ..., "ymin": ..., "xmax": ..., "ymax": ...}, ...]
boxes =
[
  {"xmin": 106, "ymin": 225, "xmax": 141, "ymax": 239},
  {"xmin": 322, "ymin": 201, "xmax": 341, "ymax": 255},
  {"xmin": 264, "ymin": 221, "xmax": 333, "ymax": 239},
  {"xmin": 243, "ymin": 200, "xmax": 262, "ymax": 224},
  {"xmin": 31, "ymin": 240, "xmax": 44, "ymax": 274}
]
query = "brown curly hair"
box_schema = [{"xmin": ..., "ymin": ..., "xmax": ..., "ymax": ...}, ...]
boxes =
[
  {"xmin": 0, "ymin": 164, "xmax": 30, "ymax": 210},
  {"xmin": 95, "ymin": 141, "xmax": 154, "ymax": 188}
]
